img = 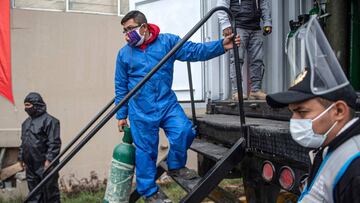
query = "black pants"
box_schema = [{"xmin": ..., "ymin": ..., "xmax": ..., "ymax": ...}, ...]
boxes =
[{"xmin": 26, "ymin": 165, "xmax": 60, "ymax": 203}]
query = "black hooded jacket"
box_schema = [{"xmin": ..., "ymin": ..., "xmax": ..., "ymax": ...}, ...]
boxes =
[{"xmin": 18, "ymin": 93, "xmax": 61, "ymax": 166}]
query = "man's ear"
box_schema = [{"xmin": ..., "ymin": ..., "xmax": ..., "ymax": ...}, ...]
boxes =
[
  {"xmin": 333, "ymin": 101, "xmax": 349, "ymax": 121},
  {"xmin": 142, "ymin": 24, "xmax": 149, "ymax": 35}
]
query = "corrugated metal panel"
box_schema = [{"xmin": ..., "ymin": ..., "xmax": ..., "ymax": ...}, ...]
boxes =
[
  {"xmin": 263, "ymin": 0, "xmax": 313, "ymax": 94},
  {"xmin": 203, "ymin": 0, "xmax": 314, "ymax": 98}
]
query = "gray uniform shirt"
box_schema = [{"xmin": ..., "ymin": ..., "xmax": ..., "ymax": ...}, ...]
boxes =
[{"xmin": 216, "ymin": 0, "xmax": 272, "ymax": 31}]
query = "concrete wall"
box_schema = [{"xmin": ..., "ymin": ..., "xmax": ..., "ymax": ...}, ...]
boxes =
[
  {"xmin": 1, "ymin": 9, "xmax": 196, "ymax": 184},
  {"xmin": 1, "ymin": 9, "xmax": 124, "ymax": 180}
]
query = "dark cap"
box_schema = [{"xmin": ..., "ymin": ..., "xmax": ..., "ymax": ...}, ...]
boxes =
[{"xmin": 266, "ymin": 69, "xmax": 358, "ymax": 109}]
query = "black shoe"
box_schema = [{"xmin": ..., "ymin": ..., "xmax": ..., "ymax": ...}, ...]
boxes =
[
  {"xmin": 168, "ymin": 168, "xmax": 198, "ymax": 180},
  {"xmin": 144, "ymin": 190, "xmax": 172, "ymax": 203}
]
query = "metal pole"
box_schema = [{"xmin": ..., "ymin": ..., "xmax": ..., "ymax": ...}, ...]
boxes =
[
  {"xmin": 43, "ymin": 98, "xmax": 115, "ymax": 175},
  {"xmin": 325, "ymin": 0, "xmax": 350, "ymax": 75},
  {"xmin": 231, "ymin": 22, "xmax": 246, "ymax": 127},
  {"xmin": 180, "ymin": 7, "xmax": 247, "ymax": 202},
  {"xmin": 0, "ymin": 148, "xmax": 6, "ymax": 170},
  {"xmin": 23, "ymin": 7, "xmax": 234, "ymax": 202},
  {"xmin": 186, "ymin": 61, "xmax": 197, "ymax": 127}
]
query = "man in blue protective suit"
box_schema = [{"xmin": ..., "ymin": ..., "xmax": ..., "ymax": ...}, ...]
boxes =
[{"xmin": 115, "ymin": 10, "xmax": 240, "ymax": 202}]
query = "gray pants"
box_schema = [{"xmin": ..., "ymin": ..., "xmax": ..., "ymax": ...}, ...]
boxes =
[{"xmin": 230, "ymin": 28, "xmax": 265, "ymax": 93}]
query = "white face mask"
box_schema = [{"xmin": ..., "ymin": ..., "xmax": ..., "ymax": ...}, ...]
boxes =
[{"xmin": 290, "ymin": 103, "xmax": 338, "ymax": 148}]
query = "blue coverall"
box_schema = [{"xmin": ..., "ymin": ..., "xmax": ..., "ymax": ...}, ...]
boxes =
[{"xmin": 115, "ymin": 33, "xmax": 225, "ymax": 197}]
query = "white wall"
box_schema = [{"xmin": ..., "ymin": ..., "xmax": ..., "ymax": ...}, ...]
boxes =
[{"xmin": 2, "ymin": 8, "xmax": 195, "ymax": 182}]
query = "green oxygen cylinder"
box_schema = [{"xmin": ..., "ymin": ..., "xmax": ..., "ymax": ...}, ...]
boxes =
[{"xmin": 104, "ymin": 127, "xmax": 135, "ymax": 203}]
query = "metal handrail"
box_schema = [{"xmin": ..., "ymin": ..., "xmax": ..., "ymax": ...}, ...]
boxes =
[
  {"xmin": 43, "ymin": 98, "xmax": 115, "ymax": 175},
  {"xmin": 186, "ymin": 61, "xmax": 197, "ymax": 129},
  {"xmin": 24, "ymin": 6, "xmax": 244, "ymax": 202}
]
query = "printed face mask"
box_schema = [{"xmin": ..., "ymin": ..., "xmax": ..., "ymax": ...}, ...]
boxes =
[
  {"xmin": 126, "ymin": 24, "xmax": 145, "ymax": 47},
  {"xmin": 290, "ymin": 103, "xmax": 338, "ymax": 148}
]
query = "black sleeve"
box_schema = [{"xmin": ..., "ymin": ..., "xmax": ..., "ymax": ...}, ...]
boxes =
[
  {"xmin": 45, "ymin": 118, "xmax": 61, "ymax": 161},
  {"xmin": 18, "ymin": 122, "xmax": 26, "ymax": 161},
  {"xmin": 335, "ymin": 157, "xmax": 360, "ymax": 203}
]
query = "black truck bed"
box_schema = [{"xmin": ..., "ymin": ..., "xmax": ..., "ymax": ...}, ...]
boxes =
[{"xmin": 196, "ymin": 113, "xmax": 310, "ymax": 169}]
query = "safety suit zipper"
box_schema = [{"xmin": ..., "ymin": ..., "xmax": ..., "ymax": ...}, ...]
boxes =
[{"xmin": 143, "ymin": 48, "xmax": 160, "ymax": 113}]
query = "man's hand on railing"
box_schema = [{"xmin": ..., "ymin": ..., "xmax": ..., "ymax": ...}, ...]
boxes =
[
  {"xmin": 223, "ymin": 34, "xmax": 240, "ymax": 51},
  {"xmin": 222, "ymin": 27, "xmax": 233, "ymax": 37}
]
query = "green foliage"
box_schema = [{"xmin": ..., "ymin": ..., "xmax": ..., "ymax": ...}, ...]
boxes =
[
  {"xmin": 160, "ymin": 181, "xmax": 187, "ymax": 202},
  {"xmin": 61, "ymin": 181, "xmax": 185, "ymax": 203},
  {"xmin": 0, "ymin": 178, "xmax": 243, "ymax": 203},
  {"xmin": 59, "ymin": 181, "xmax": 185, "ymax": 203},
  {"xmin": 61, "ymin": 189, "xmax": 105, "ymax": 203},
  {"xmin": 0, "ymin": 196, "xmax": 23, "ymax": 203},
  {"xmin": 219, "ymin": 178, "xmax": 244, "ymax": 197}
]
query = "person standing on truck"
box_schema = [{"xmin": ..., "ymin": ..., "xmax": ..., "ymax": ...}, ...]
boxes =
[
  {"xmin": 217, "ymin": 0, "xmax": 272, "ymax": 100},
  {"xmin": 18, "ymin": 92, "xmax": 61, "ymax": 203},
  {"xmin": 115, "ymin": 10, "xmax": 240, "ymax": 202}
]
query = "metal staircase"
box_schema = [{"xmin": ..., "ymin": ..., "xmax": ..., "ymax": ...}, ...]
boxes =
[{"xmin": 23, "ymin": 6, "xmax": 247, "ymax": 203}]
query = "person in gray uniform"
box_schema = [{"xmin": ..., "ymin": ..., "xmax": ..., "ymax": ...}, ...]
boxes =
[{"xmin": 267, "ymin": 68, "xmax": 360, "ymax": 202}]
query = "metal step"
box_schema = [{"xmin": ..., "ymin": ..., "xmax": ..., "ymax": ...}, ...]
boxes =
[
  {"xmin": 195, "ymin": 114, "xmax": 310, "ymax": 166},
  {"xmin": 130, "ymin": 137, "xmax": 244, "ymax": 203},
  {"xmin": 190, "ymin": 139, "xmax": 229, "ymax": 161},
  {"xmin": 207, "ymin": 100, "xmax": 291, "ymax": 121},
  {"xmin": 159, "ymin": 161, "xmax": 201, "ymax": 192},
  {"xmin": 159, "ymin": 161, "xmax": 241, "ymax": 203},
  {"xmin": 180, "ymin": 137, "xmax": 246, "ymax": 202}
]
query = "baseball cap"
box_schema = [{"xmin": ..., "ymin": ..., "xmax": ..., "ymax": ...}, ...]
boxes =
[{"xmin": 266, "ymin": 68, "xmax": 357, "ymax": 109}]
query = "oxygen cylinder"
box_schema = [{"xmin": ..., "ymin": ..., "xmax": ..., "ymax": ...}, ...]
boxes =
[{"xmin": 104, "ymin": 127, "xmax": 135, "ymax": 203}]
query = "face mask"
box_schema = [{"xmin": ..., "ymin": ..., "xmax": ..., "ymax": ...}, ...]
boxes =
[
  {"xmin": 126, "ymin": 25, "xmax": 145, "ymax": 47},
  {"xmin": 290, "ymin": 103, "xmax": 338, "ymax": 148},
  {"xmin": 25, "ymin": 106, "xmax": 37, "ymax": 117}
]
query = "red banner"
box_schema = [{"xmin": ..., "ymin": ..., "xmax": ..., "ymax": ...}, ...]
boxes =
[{"xmin": 0, "ymin": 0, "xmax": 14, "ymax": 104}]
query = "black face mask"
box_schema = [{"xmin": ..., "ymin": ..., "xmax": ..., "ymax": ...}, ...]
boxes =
[{"xmin": 25, "ymin": 106, "xmax": 37, "ymax": 117}]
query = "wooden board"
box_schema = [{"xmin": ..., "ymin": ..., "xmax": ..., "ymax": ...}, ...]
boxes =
[{"xmin": 0, "ymin": 162, "xmax": 23, "ymax": 181}]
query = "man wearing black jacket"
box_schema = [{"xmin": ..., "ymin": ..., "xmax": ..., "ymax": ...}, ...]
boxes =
[
  {"xmin": 18, "ymin": 92, "xmax": 61, "ymax": 203},
  {"xmin": 266, "ymin": 68, "xmax": 360, "ymax": 203}
]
